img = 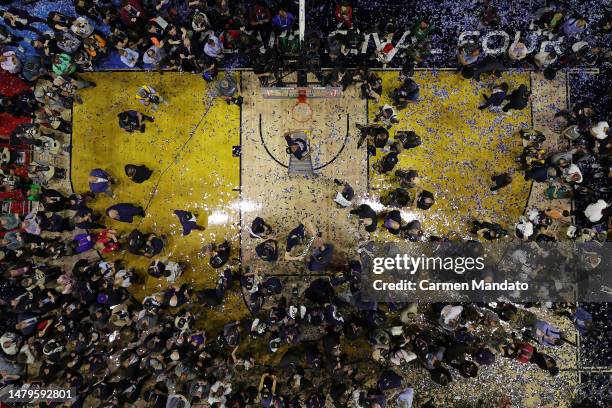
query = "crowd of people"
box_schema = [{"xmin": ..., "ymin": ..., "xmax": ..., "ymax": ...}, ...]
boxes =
[{"xmin": 0, "ymin": 0, "xmax": 610, "ymax": 407}]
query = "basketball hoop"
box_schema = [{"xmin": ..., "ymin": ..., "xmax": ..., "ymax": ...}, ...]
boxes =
[
  {"xmin": 262, "ymin": 85, "xmax": 341, "ymax": 123},
  {"xmin": 292, "ymin": 91, "xmax": 313, "ymax": 123}
]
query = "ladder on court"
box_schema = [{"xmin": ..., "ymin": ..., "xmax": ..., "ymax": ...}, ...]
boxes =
[{"xmin": 287, "ymin": 133, "xmax": 315, "ymax": 177}]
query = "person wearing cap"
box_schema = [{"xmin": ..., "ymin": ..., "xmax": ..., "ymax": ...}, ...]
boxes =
[
  {"xmin": 376, "ymin": 151, "xmax": 400, "ymax": 174},
  {"xmin": 584, "ymin": 199, "xmax": 608, "ymax": 223},
  {"xmin": 380, "ymin": 187, "xmax": 410, "ymax": 208},
  {"xmin": 382, "ymin": 210, "xmax": 402, "ymax": 235},
  {"xmin": 395, "ymin": 168, "xmax": 420, "ymax": 189},
  {"xmin": 216, "ymin": 74, "xmax": 243, "ymax": 106},
  {"xmin": 0, "ymin": 213, "xmax": 19, "ymax": 231},
  {"xmin": 403, "ymin": 219, "xmax": 423, "ymax": 241},
  {"xmin": 395, "ymin": 131, "xmax": 422, "ymax": 152},
  {"xmin": 473, "ymin": 347, "xmax": 495, "ymax": 365},
  {"xmin": 142, "ymin": 233, "xmax": 165, "ymax": 258}
]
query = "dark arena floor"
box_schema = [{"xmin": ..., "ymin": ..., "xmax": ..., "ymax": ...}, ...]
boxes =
[{"xmin": 0, "ymin": 1, "xmax": 610, "ymax": 407}]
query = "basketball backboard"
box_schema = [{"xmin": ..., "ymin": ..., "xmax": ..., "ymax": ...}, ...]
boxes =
[{"xmin": 261, "ymin": 86, "xmax": 342, "ymax": 99}]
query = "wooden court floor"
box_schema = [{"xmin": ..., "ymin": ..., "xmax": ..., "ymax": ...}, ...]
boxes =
[{"xmin": 72, "ymin": 69, "xmax": 578, "ymax": 406}]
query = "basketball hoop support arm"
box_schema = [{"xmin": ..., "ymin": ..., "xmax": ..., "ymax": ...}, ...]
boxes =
[{"xmin": 299, "ymin": 0, "xmax": 305, "ymax": 44}]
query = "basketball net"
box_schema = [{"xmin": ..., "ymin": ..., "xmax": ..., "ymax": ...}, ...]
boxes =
[{"xmin": 292, "ymin": 89, "xmax": 313, "ymax": 122}]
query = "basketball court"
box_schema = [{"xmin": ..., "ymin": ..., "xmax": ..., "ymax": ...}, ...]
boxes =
[{"xmin": 67, "ymin": 66, "xmax": 583, "ymax": 406}]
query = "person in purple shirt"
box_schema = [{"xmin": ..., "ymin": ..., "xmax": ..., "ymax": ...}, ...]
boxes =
[
  {"xmin": 271, "ymin": 9, "xmax": 294, "ymax": 32},
  {"xmin": 106, "ymin": 203, "xmax": 145, "ymax": 223},
  {"xmin": 173, "ymin": 210, "xmax": 205, "ymax": 236},
  {"xmin": 560, "ymin": 17, "xmax": 587, "ymax": 38},
  {"xmin": 71, "ymin": 233, "xmax": 94, "ymax": 253},
  {"xmin": 88, "ymin": 168, "xmax": 113, "ymax": 196}
]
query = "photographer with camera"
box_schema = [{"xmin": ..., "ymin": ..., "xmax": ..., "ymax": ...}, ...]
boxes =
[
  {"xmin": 117, "ymin": 109, "xmax": 154, "ymax": 133},
  {"xmin": 135, "ymin": 85, "xmax": 168, "ymax": 111}
]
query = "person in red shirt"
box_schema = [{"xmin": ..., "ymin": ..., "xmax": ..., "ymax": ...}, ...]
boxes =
[
  {"xmin": 96, "ymin": 229, "xmax": 120, "ymax": 254},
  {"xmin": 249, "ymin": 2, "xmax": 271, "ymax": 29},
  {"xmin": 334, "ymin": 2, "xmax": 354, "ymax": 29},
  {"xmin": 119, "ymin": 0, "xmax": 145, "ymax": 28}
]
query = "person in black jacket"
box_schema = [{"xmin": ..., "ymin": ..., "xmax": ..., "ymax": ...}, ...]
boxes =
[
  {"xmin": 204, "ymin": 240, "xmax": 231, "ymax": 268},
  {"xmin": 356, "ymin": 124, "xmax": 389, "ymax": 149},
  {"xmin": 478, "ymin": 82, "xmax": 508, "ymax": 110},
  {"xmin": 377, "ymin": 151, "xmax": 399, "ymax": 173},
  {"xmin": 1, "ymin": 8, "xmax": 46, "ymax": 33},
  {"xmin": 415, "ymin": 190, "xmax": 435, "ymax": 210},
  {"xmin": 124, "ymin": 164, "xmax": 152, "ymax": 183},
  {"xmin": 503, "ymin": 84, "xmax": 531, "ymax": 112},
  {"xmin": 349, "ymin": 204, "xmax": 377, "ymax": 232},
  {"xmin": 490, "ymin": 172, "xmax": 512, "ymax": 191}
]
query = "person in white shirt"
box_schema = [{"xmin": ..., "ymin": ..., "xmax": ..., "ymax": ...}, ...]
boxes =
[
  {"xmin": 534, "ymin": 50, "xmax": 557, "ymax": 69},
  {"xmin": 143, "ymin": 45, "xmax": 165, "ymax": 65},
  {"xmin": 118, "ymin": 47, "xmax": 140, "ymax": 68},
  {"xmin": 562, "ymin": 163, "xmax": 583, "ymax": 184},
  {"xmin": 584, "ymin": 199, "xmax": 608, "ymax": 223},
  {"xmin": 508, "ymin": 41, "xmax": 528, "ymax": 60},
  {"xmin": 207, "ymin": 380, "xmax": 231, "ymax": 406},
  {"xmin": 70, "ymin": 16, "xmax": 94, "ymax": 38},
  {"xmin": 397, "ymin": 387, "xmax": 414, "ymax": 408},
  {"xmin": 515, "ymin": 216, "xmax": 534, "ymax": 240},
  {"xmin": 0, "ymin": 51, "xmax": 22, "ymax": 74},
  {"xmin": 203, "ymin": 34, "xmax": 223, "ymax": 59},
  {"xmin": 590, "ymin": 121, "xmax": 609, "ymax": 140}
]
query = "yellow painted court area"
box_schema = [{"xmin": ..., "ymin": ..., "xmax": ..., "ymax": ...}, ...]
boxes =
[
  {"xmin": 370, "ymin": 70, "xmax": 532, "ymax": 237},
  {"xmin": 72, "ymin": 72, "xmax": 244, "ymax": 327}
]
